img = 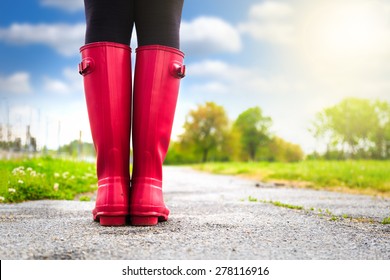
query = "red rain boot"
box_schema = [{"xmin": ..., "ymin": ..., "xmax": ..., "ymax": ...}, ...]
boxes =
[
  {"xmin": 130, "ymin": 45, "xmax": 185, "ymax": 226},
  {"xmin": 79, "ymin": 42, "xmax": 131, "ymax": 226}
]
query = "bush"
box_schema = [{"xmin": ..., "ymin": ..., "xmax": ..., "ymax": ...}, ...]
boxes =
[{"xmin": 0, "ymin": 157, "xmax": 97, "ymax": 203}]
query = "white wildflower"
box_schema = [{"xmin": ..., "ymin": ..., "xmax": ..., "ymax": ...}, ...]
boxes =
[
  {"xmin": 8, "ymin": 188, "xmax": 16, "ymax": 193},
  {"xmin": 12, "ymin": 166, "xmax": 25, "ymax": 176},
  {"xmin": 18, "ymin": 180, "xmax": 24, "ymax": 184},
  {"xmin": 0, "ymin": 196, "xmax": 5, "ymax": 202},
  {"xmin": 53, "ymin": 183, "xmax": 59, "ymax": 191},
  {"xmin": 54, "ymin": 173, "xmax": 60, "ymax": 178},
  {"xmin": 26, "ymin": 167, "xmax": 33, "ymax": 172},
  {"xmin": 62, "ymin": 172, "xmax": 69, "ymax": 179},
  {"xmin": 30, "ymin": 171, "xmax": 37, "ymax": 177}
]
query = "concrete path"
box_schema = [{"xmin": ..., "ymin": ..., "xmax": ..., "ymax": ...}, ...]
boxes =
[{"xmin": 0, "ymin": 166, "xmax": 389, "ymax": 259}]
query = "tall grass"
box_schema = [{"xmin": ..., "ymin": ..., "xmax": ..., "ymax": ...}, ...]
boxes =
[
  {"xmin": 0, "ymin": 157, "xmax": 97, "ymax": 203},
  {"xmin": 195, "ymin": 160, "xmax": 390, "ymax": 196}
]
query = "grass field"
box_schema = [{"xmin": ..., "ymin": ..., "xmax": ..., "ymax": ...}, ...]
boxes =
[
  {"xmin": 1, "ymin": 157, "xmax": 390, "ymax": 203},
  {"xmin": 194, "ymin": 160, "xmax": 390, "ymax": 197},
  {"xmin": 0, "ymin": 157, "xmax": 97, "ymax": 203}
]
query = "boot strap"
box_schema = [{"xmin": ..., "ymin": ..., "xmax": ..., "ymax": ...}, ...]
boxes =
[
  {"xmin": 170, "ymin": 62, "xmax": 186, "ymax": 79},
  {"xmin": 79, "ymin": 58, "xmax": 95, "ymax": 76}
]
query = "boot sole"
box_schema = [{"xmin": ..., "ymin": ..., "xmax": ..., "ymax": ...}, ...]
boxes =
[
  {"xmin": 131, "ymin": 216, "xmax": 168, "ymax": 226},
  {"xmin": 98, "ymin": 216, "xmax": 126, "ymax": 226}
]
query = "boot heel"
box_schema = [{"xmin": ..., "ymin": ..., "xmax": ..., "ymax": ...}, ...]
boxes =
[
  {"xmin": 131, "ymin": 216, "xmax": 158, "ymax": 226},
  {"xmin": 99, "ymin": 216, "xmax": 126, "ymax": 226}
]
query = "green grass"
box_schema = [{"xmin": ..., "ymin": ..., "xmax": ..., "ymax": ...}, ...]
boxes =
[
  {"xmin": 195, "ymin": 160, "xmax": 390, "ymax": 197},
  {"xmin": 247, "ymin": 196, "xmax": 384, "ymax": 224},
  {"xmin": 268, "ymin": 200, "xmax": 304, "ymax": 210},
  {"xmin": 257, "ymin": 199, "xmax": 304, "ymax": 210},
  {"xmin": 0, "ymin": 156, "xmax": 97, "ymax": 203},
  {"xmin": 248, "ymin": 197, "xmax": 304, "ymax": 210}
]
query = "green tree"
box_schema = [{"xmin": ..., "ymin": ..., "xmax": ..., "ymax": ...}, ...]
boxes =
[
  {"xmin": 58, "ymin": 140, "xmax": 95, "ymax": 158},
  {"xmin": 371, "ymin": 100, "xmax": 390, "ymax": 159},
  {"xmin": 311, "ymin": 98, "xmax": 390, "ymax": 159},
  {"xmin": 221, "ymin": 125, "xmax": 241, "ymax": 162},
  {"xmin": 180, "ymin": 102, "xmax": 229, "ymax": 162},
  {"xmin": 234, "ymin": 107, "xmax": 272, "ymax": 161},
  {"xmin": 165, "ymin": 141, "xmax": 198, "ymax": 164},
  {"xmin": 264, "ymin": 136, "xmax": 304, "ymax": 162}
]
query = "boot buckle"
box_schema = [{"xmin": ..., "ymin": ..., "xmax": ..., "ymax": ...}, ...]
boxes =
[
  {"xmin": 79, "ymin": 58, "xmax": 95, "ymax": 76},
  {"xmin": 170, "ymin": 62, "xmax": 186, "ymax": 79}
]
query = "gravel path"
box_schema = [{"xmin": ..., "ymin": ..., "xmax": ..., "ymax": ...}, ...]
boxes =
[{"xmin": 0, "ymin": 166, "xmax": 389, "ymax": 259}]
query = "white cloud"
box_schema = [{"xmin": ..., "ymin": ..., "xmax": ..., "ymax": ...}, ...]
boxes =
[
  {"xmin": 43, "ymin": 78, "xmax": 69, "ymax": 94},
  {"xmin": 0, "ymin": 17, "xmax": 241, "ymax": 57},
  {"xmin": 249, "ymin": 1, "xmax": 294, "ymax": 20},
  {"xmin": 0, "ymin": 17, "xmax": 240, "ymax": 57},
  {"xmin": 188, "ymin": 59, "xmax": 304, "ymax": 94},
  {"xmin": 0, "ymin": 23, "xmax": 85, "ymax": 56},
  {"xmin": 239, "ymin": 1, "xmax": 295, "ymax": 45},
  {"xmin": 187, "ymin": 82, "xmax": 229, "ymax": 95},
  {"xmin": 43, "ymin": 67, "xmax": 83, "ymax": 95},
  {"xmin": 0, "ymin": 72, "xmax": 32, "ymax": 94},
  {"xmin": 181, "ymin": 16, "xmax": 242, "ymax": 55},
  {"xmin": 189, "ymin": 60, "xmax": 251, "ymax": 84},
  {"xmin": 40, "ymin": 0, "xmax": 84, "ymax": 12}
]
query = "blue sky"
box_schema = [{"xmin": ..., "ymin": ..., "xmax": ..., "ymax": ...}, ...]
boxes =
[{"xmin": 1, "ymin": 0, "xmax": 390, "ymax": 152}]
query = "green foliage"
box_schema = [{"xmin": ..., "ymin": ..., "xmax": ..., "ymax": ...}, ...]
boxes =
[
  {"xmin": 168, "ymin": 102, "xmax": 304, "ymax": 164},
  {"xmin": 165, "ymin": 142, "xmax": 199, "ymax": 164},
  {"xmin": 195, "ymin": 160, "xmax": 390, "ymax": 196},
  {"xmin": 260, "ymin": 136, "xmax": 304, "ymax": 162},
  {"xmin": 179, "ymin": 102, "xmax": 230, "ymax": 162},
  {"xmin": 311, "ymin": 98, "xmax": 390, "ymax": 159},
  {"xmin": 246, "ymin": 197, "xmax": 386, "ymax": 224},
  {"xmin": 58, "ymin": 140, "xmax": 95, "ymax": 158},
  {"xmin": 268, "ymin": 200, "xmax": 304, "ymax": 210},
  {"xmin": 233, "ymin": 107, "xmax": 272, "ymax": 161},
  {"xmin": 253, "ymin": 198, "xmax": 304, "ymax": 210},
  {"xmin": 248, "ymin": 195, "xmax": 258, "ymax": 202},
  {"xmin": 0, "ymin": 157, "xmax": 97, "ymax": 203},
  {"xmin": 79, "ymin": 196, "xmax": 91, "ymax": 202}
]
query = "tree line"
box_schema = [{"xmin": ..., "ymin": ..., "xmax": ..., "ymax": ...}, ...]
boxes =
[
  {"xmin": 166, "ymin": 102, "xmax": 304, "ymax": 164},
  {"xmin": 166, "ymin": 97, "xmax": 390, "ymax": 164},
  {"xmin": 36, "ymin": 97, "xmax": 390, "ymax": 162},
  {"xmin": 310, "ymin": 97, "xmax": 390, "ymax": 160}
]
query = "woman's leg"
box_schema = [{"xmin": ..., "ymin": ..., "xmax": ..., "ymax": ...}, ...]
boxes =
[
  {"xmin": 134, "ymin": 0, "xmax": 184, "ymax": 48},
  {"xmin": 80, "ymin": 0, "xmax": 134, "ymax": 226},
  {"xmin": 84, "ymin": 0, "xmax": 134, "ymax": 44},
  {"xmin": 130, "ymin": 0, "xmax": 185, "ymax": 226}
]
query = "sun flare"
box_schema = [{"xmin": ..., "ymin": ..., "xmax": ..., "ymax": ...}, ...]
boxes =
[
  {"xmin": 319, "ymin": 4, "xmax": 386, "ymax": 55},
  {"xmin": 299, "ymin": 1, "xmax": 389, "ymax": 78}
]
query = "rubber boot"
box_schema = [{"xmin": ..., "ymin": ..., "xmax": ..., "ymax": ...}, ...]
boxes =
[
  {"xmin": 79, "ymin": 42, "xmax": 131, "ymax": 226},
  {"xmin": 130, "ymin": 45, "xmax": 185, "ymax": 226}
]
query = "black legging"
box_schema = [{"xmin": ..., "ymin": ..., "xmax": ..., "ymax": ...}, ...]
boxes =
[{"xmin": 83, "ymin": 0, "xmax": 184, "ymax": 49}]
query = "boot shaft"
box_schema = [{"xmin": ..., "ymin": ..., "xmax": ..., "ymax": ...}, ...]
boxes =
[
  {"xmin": 130, "ymin": 45, "xmax": 185, "ymax": 225},
  {"xmin": 80, "ymin": 42, "xmax": 132, "ymax": 179},
  {"xmin": 79, "ymin": 42, "xmax": 132, "ymax": 225},
  {"xmin": 132, "ymin": 45, "xmax": 185, "ymax": 181}
]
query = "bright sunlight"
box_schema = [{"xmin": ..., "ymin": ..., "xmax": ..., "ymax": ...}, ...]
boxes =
[
  {"xmin": 299, "ymin": 0, "xmax": 389, "ymax": 77},
  {"xmin": 318, "ymin": 3, "xmax": 386, "ymax": 55}
]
